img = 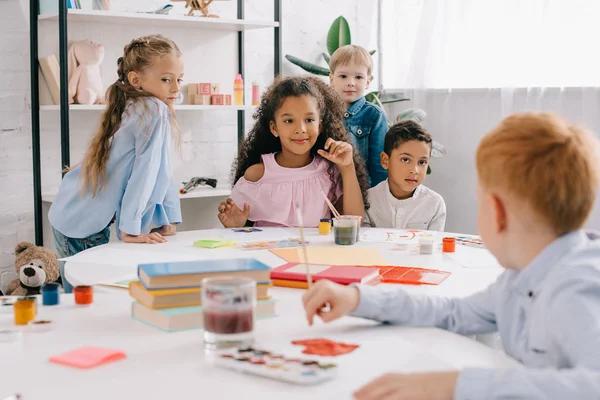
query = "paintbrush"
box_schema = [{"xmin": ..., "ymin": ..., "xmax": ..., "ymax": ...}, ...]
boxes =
[
  {"xmin": 320, "ymin": 189, "xmax": 341, "ymax": 219},
  {"xmin": 295, "ymin": 204, "xmax": 312, "ymax": 289}
]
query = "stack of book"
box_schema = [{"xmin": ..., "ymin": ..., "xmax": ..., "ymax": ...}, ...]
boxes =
[{"xmin": 130, "ymin": 258, "xmax": 275, "ymax": 332}]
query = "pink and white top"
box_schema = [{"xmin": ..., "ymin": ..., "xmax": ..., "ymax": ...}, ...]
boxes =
[{"xmin": 231, "ymin": 153, "xmax": 342, "ymax": 228}]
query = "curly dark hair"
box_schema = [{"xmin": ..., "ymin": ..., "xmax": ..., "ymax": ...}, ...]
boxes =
[{"xmin": 231, "ymin": 75, "xmax": 370, "ymax": 209}]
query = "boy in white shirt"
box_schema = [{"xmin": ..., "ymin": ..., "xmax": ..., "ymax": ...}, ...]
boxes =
[{"xmin": 365, "ymin": 120, "xmax": 446, "ymax": 231}]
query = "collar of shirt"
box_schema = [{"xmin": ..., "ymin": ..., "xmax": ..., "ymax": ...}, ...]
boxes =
[
  {"xmin": 346, "ymin": 96, "xmax": 367, "ymax": 116},
  {"xmin": 511, "ymin": 230, "xmax": 595, "ymax": 297},
  {"xmin": 383, "ymin": 179, "xmax": 424, "ymax": 206}
]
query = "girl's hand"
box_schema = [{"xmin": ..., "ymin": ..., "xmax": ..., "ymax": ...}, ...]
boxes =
[
  {"xmin": 218, "ymin": 198, "xmax": 250, "ymax": 228},
  {"xmin": 151, "ymin": 224, "xmax": 177, "ymax": 236},
  {"xmin": 121, "ymin": 231, "xmax": 167, "ymax": 244},
  {"xmin": 318, "ymin": 138, "xmax": 354, "ymax": 168}
]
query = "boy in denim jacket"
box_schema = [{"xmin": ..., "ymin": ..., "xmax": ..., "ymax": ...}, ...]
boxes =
[{"xmin": 330, "ymin": 45, "xmax": 389, "ymax": 186}]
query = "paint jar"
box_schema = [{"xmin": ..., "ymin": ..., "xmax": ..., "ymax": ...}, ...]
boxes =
[
  {"xmin": 319, "ymin": 218, "xmax": 332, "ymax": 235},
  {"xmin": 14, "ymin": 298, "xmax": 36, "ymax": 325},
  {"xmin": 251, "ymin": 81, "xmax": 260, "ymax": 105},
  {"xmin": 234, "ymin": 74, "xmax": 244, "ymax": 105},
  {"xmin": 42, "ymin": 282, "xmax": 60, "ymax": 306},
  {"xmin": 442, "ymin": 237, "xmax": 456, "ymax": 253},
  {"xmin": 419, "ymin": 238, "xmax": 434, "ymax": 254},
  {"xmin": 333, "ymin": 217, "xmax": 359, "ymax": 245},
  {"xmin": 74, "ymin": 285, "xmax": 93, "ymax": 305},
  {"xmin": 202, "ymin": 276, "xmax": 256, "ymax": 350}
]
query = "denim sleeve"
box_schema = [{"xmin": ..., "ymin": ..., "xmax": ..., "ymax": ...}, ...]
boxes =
[
  {"xmin": 368, "ymin": 110, "xmax": 389, "ymax": 186},
  {"xmin": 350, "ymin": 273, "xmax": 504, "ymax": 335},
  {"xmin": 119, "ymin": 114, "xmax": 167, "ymax": 235}
]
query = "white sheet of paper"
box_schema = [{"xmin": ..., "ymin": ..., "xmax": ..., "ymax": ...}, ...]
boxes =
[
  {"xmin": 445, "ymin": 247, "xmax": 501, "ymax": 268},
  {"xmin": 60, "ymin": 247, "xmax": 200, "ymax": 266}
]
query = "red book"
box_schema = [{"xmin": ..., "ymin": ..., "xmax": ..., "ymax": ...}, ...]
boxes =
[{"xmin": 270, "ymin": 263, "xmax": 380, "ymax": 285}]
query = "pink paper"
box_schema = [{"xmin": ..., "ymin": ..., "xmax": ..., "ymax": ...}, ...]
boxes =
[{"xmin": 49, "ymin": 346, "xmax": 126, "ymax": 369}]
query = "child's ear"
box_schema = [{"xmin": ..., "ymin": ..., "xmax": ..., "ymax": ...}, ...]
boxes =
[
  {"xmin": 380, "ymin": 151, "xmax": 389, "ymax": 170},
  {"xmin": 127, "ymin": 71, "xmax": 141, "ymax": 89},
  {"xmin": 490, "ymin": 193, "xmax": 507, "ymax": 233},
  {"xmin": 269, "ymin": 121, "xmax": 279, "ymax": 138},
  {"xmin": 366, "ymin": 75, "xmax": 372, "ymax": 89},
  {"xmin": 329, "ymin": 74, "xmax": 334, "ymax": 86}
]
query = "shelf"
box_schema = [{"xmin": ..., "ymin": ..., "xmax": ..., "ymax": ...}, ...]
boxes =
[
  {"xmin": 40, "ymin": 104, "xmax": 257, "ymax": 112},
  {"xmin": 42, "ymin": 185, "xmax": 231, "ymax": 203},
  {"xmin": 38, "ymin": 9, "xmax": 279, "ymax": 31}
]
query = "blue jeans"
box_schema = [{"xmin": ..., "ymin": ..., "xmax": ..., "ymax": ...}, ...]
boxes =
[{"xmin": 52, "ymin": 226, "xmax": 111, "ymax": 293}]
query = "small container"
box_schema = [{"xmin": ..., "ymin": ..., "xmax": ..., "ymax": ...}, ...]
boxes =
[
  {"xmin": 234, "ymin": 74, "xmax": 244, "ymax": 105},
  {"xmin": 338, "ymin": 215, "xmax": 362, "ymax": 242},
  {"xmin": 419, "ymin": 238, "xmax": 434, "ymax": 254},
  {"xmin": 318, "ymin": 218, "xmax": 332, "ymax": 235},
  {"xmin": 251, "ymin": 81, "xmax": 260, "ymax": 105},
  {"xmin": 13, "ymin": 298, "xmax": 36, "ymax": 325},
  {"xmin": 42, "ymin": 282, "xmax": 60, "ymax": 306},
  {"xmin": 333, "ymin": 217, "xmax": 359, "ymax": 245},
  {"xmin": 442, "ymin": 237, "xmax": 456, "ymax": 253},
  {"xmin": 202, "ymin": 276, "xmax": 256, "ymax": 350},
  {"xmin": 74, "ymin": 285, "xmax": 93, "ymax": 305}
]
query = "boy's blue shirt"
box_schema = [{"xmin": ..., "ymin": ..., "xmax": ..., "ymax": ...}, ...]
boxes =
[
  {"xmin": 351, "ymin": 230, "xmax": 600, "ymax": 399},
  {"xmin": 343, "ymin": 96, "xmax": 389, "ymax": 187}
]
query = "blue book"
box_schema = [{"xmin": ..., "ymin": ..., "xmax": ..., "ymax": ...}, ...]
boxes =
[
  {"xmin": 138, "ymin": 258, "xmax": 271, "ymax": 290},
  {"xmin": 131, "ymin": 299, "xmax": 277, "ymax": 332}
]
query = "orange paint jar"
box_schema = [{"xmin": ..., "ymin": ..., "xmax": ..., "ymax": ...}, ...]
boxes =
[
  {"xmin": 442, "ymin": 237, "xmax": 456, "ymax": 253},
  {"xmin": 74, "ymin": 285, "xmax": 93, "ymax": 305},
  {"xmin": 14, "ymin": 298, "xmax": 36, "ymax": 325}
]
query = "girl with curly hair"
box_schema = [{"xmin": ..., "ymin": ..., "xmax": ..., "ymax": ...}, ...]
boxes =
[{"xmin": 218, "ymin": 76, "xmax": 369, "ymax": 228}]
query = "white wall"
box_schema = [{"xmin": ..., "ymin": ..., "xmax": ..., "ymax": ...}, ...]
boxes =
[
  {"xmin": 0, "ymin": 0, "xmax": 375, "ymax": 291},
  {"xmin": 386, "ymin": 88, "xmax": 600, "ymax": 235}
]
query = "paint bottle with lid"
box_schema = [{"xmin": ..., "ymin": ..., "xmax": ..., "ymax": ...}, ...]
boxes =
[
  {"xmin": 234, "ymin": 74, "xmax": 244, "ymax": 105},
  {"xmin": 252, "ymin": 81, "xmax": 260, "ymax": 105}
]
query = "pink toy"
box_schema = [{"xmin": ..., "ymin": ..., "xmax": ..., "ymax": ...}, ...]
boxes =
[{"xmin": 67, "ymin": 40, "xmax": 105, "ymax": 105}]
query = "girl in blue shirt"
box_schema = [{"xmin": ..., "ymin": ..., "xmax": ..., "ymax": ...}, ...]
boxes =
[{"xmin": 49, "ymin": 34, "xmax": 184, "ymax": 292}]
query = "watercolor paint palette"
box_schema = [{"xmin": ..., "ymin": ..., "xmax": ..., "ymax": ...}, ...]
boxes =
[{"xmin": 213, "ymin": 347, "xmax": 338, "ymax": 384}]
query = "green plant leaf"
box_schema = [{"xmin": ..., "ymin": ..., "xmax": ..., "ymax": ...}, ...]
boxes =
[
  {"xmin": 327, "ymin": 16, "xmax": 351, "ymax": 56},
  {"xmin": 431, "ymin": 141, "xmax": 447, "ymax": 158},
  {"xmin": 396, "ymin": 108, "xmax": 427, "ymax": 123},
  {"xmin": 369, "ymin": 50, "xmax": 376, "ymax": 55},
  {"xmin": 322, "ymin": 52, "xmax": 331, "ymax": 66},
  {"xmin": 381, "ymin": 98, "xmax": 410, "ymax": 104},
  {"xmin": 427, "ymin": 165, "xmax": 432, "ymax": 175},
  {"xmin": 364, "ymin": 91, "xmax": 381, "ymax": 102},
  {"xmin": 285, "ymin": 55, "xmax": 330, "ymax": 76}
]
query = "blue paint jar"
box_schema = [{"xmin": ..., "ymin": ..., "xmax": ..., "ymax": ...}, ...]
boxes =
[{"xmin": 41, "ymin": 282, "xmax": 60, "ymax": 306}]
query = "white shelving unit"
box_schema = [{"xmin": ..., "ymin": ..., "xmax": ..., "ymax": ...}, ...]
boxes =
[
  {"xmin": 30, "ymin": 1, "xmax": 283, "ymax": 244},
  {"xmin": 40, "ymin": 104, "xmax": 258, "ymax": 111},
  {"xmin": 38, "ymin": 9, "xmax": 279, "ymax": 30}
]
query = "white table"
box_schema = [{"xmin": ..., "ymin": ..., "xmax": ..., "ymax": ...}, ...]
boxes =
[{"xmin": 0, "ymin": 228, "xmax": 514, "ymax": 400}]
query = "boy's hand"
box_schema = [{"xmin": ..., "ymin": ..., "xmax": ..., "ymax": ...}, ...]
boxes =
[
  {"xmin": 121, "ymin": 231, "xmax": 167, "ymax": 244},
  {"xmin": 318, "ymin": 138, "xmax": 354, "ymax": 168},
  {"xmin": 353, "ymin": 371, "xmax": 459, "ymax": 400},
  {"xmin": 218, "ymin": 198, "xmax": 250, "ymax": 228},
  {"xmin": 302, "ymin": 280, "xmax": 360, "ymax": 325}
]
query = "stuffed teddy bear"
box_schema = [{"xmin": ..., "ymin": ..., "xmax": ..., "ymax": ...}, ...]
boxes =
[
  {"xmin": 68, "ymin": 39, "xmax": 105, "ymax": 105},
  {"xmin": 6, "ymin": 242, "xmax": 61, "ymax": 296}
]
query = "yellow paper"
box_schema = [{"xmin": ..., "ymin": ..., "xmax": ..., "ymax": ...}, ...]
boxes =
[{"xmin": 270, "ymin": 247, "xmax": 388, "ymax": 266}]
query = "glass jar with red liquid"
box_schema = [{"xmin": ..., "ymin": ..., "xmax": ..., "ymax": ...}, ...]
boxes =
[{"xmin": 202, "ymin": 276, "xmax": 256, "ymax": 350}]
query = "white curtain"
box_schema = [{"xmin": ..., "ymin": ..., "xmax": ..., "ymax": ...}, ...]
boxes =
[
  {"xmin": 380, "ymin": 0, "xmax": 600, "ymax": 233},
  {"xmin": 382, "ymin": 0, "xmax": 600, "ymax": 90}
]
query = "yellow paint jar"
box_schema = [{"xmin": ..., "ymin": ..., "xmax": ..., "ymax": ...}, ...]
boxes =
[
  {"xmin": 319, "ymin": 218, "xmax": 332, "ymax": 235},
  {"xmin": 14, "ymin": 298, "xmax": 36, "ymax": 325}
]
